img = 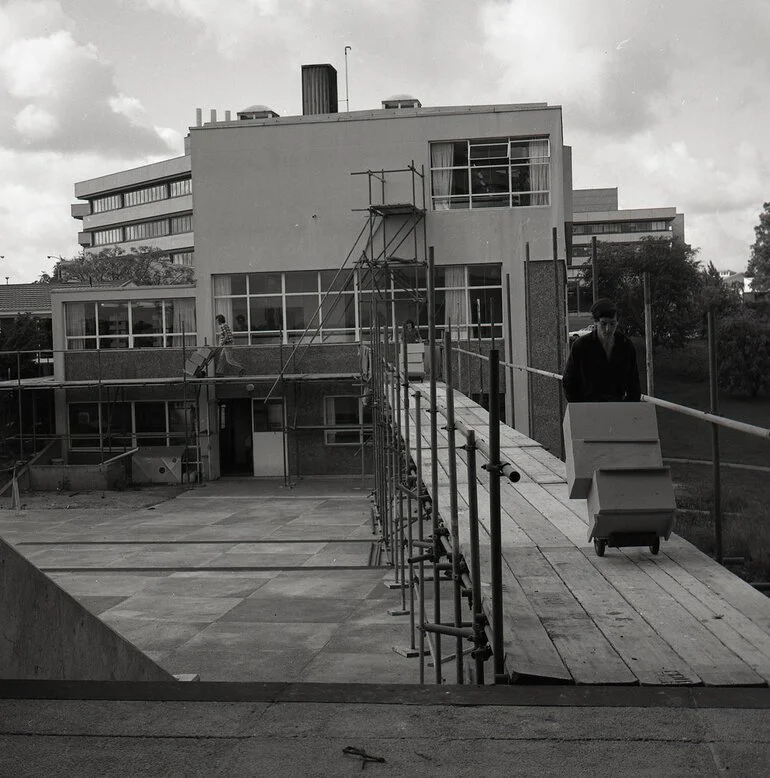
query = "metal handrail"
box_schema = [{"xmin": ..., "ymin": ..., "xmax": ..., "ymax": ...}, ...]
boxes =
[{"xmin": 451, "ymin": 344, "xmax": 770, "ymax": 441}]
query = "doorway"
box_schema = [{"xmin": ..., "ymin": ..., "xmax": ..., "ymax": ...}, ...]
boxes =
[{"xmin": 218, "ymin": 399, "xmax": 253, "ymax": 475}]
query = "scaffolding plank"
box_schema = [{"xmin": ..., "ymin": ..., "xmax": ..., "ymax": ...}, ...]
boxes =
[
  {"xmin": 503, "ymin": 547, "xmax": 636, "ymax": 685},
  {"xmin": 543, "ymin": 548, "xmax": 702, "ymax": 685},
  {"xmin": 590, "ymin": 551, "xmax": 764, "ymax": 686}
]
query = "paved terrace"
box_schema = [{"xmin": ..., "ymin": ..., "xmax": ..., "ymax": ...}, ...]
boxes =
[
  {"xmin": 406, "ymin": 383, "xmax": 770, "ymax": 686},
  {"xmin": 0, "ymin": 478, "xmax": 438, "ymax": 683}
]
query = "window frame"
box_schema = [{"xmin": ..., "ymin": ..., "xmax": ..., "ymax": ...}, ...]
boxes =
[
  {"xmin": 68, "ymin": 399, "xmax": 196, "ymax": 451},
  {"xmin": 323, "ymin": 395, "xmax": 371, "ymax": 447},
  {"xmin": 430, "ymin": 136, "xmax": 551, "ymax": 211},
  {"xmin": 213, "ymin": 264, "xmax": 503, "ymax": 344},
  {"xmin": 64, "ymin": 297, "xmax": 197, "ymax": 350}
]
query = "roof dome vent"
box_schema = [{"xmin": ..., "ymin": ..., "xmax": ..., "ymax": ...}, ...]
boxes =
[
  {"xmin": 237, "ymin": 105, "xmax": 279, "ymax": 120},
  {"xmin": 381, "ymin": 94, "xmax": 421, "ymax": 109}
]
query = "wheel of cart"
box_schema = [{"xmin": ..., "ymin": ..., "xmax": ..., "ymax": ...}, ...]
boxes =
[
  {"xmin": 594, "ymin": 538, "xmax": 607, "ymax": 557},
  {"xmin": 649, "ymin": 536, "xmax": 660, "ymax": 555}
]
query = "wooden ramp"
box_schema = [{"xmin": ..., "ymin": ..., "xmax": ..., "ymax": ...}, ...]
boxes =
[{"xmin": 404, "ymin": 383, "xmax": 770, "ymax": 686}]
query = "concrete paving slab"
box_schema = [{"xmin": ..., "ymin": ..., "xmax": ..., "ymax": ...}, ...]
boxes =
[
  {"xmin": 140, "ymin": 573, "xmax": 273, "ymax": 598},
  {"xmin": 20, "ymin": 546, "xmax": 139, "ymax": 567},
  {"xmin": 76, "ymin": 595, "xmax": 130, "ymax": 615},
  {"xmin": 300, "ymin": 652, "xmax": 418, "ymax": 684},
  {"xmin": 225, "ymin": 541, "xmax": 327, "ymax": 554},
  {"xmin": 162, "ymin": 647, "xmax": 316, "ymax": 681},
  {"xmin": 200, "ymin": 552, "xmax": 315, "ymax": 568},
  {"xmin": 320, "ymin": 623, "xmax": 416, "ymax": 654},
  {"xmin": 104, "ymin": 548, "xmax": 228, "ymax": 568},
  {"xmin": 45, "ymin": 572, "xmax": 166, "ymax": 596},
  {"xmin": 220, "ymin": 594, "xmax": 360, "ymax": 623},
  {"xmin": 101, "ymin": 594, "xmax": 242, "ymax": 623},
  {"xmin": 175, "ymin": 621, "xmax": 338, "ymax": 653},
  {"xmin": 94, "ymin": 617, "xmax": 205, "ymax": 654},
  {"xmin": 252, "ymin": 571, "xmax": 382, "ymax": 600},
  {"xmin": 265, "ymin": 523, "xmax": 370, "ymax": 539}
]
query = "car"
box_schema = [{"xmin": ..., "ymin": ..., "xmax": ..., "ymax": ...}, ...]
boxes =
[{"xmin": 568, "ymin": 324, "xmax": 595, "ymax": 347}]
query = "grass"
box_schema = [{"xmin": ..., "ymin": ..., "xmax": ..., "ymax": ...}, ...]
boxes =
[
  {"xmin": 642, "ymin": 340, "xmax": 770, "ymax": 582},
  {"xmin": 669, "ymin": 462, "xmax": 770, "ymax": 583}
]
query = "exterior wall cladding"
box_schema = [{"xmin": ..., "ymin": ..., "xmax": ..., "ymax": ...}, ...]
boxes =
[{"xmin": 190, "ymin": 102, "xmax": 570, "ymax": 461}]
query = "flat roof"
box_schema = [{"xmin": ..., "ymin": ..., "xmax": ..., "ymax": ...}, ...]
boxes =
[{"xmin": 191, "ymin": 102, "xmax": 558, "ymax": 132}]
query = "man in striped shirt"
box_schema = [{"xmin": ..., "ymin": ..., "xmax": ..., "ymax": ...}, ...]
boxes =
[{"xmin": 214, "ymin": 314, "xmax": 244, "ymax": 376}]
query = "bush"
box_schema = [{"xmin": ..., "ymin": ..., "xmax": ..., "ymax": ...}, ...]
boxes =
[{"xmin": 717, "ymin": 310, "xmax": 770, "ymax": 397}]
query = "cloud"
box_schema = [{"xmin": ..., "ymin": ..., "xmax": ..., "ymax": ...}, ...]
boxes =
[
  {"xmin": 0, "ymin": 146, "xmax": 175, "ymax": 283},
  {"xmin": 0, "ymin": 0, "xmax": 175, "ymax": 155}
]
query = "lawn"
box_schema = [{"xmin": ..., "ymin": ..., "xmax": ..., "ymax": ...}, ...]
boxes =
[
  {"xmin": 649, "ymin": 339, "xmax": 770, "ymax": 467},
  {"xmin": 642, "ymin": 339, "xmax": 770, "ymax": 582}
]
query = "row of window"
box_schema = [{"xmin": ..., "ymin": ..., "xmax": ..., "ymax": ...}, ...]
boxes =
[
  {"xmin": 68, "ymin": 397, "xmax": 368, "ymax": 451},
  {"xmin": 69, "ymin": 400, "xmax": 195, "ymax": 450},
  {"xmin": 92, "ymin": 215, "xmax": 193, "ymax": 246},
  {"xmin": 91, "ymin": 178, "xmax": 192, "ymax": 214},
  {"xmin": 430, "ymin": 138, "xmax": 550, "ymax": 210},
  {"xmin": 61, "ymin": 266, "xmax": 503, "ymax": 351},
  {"xmin": 573, "ymin": 220, "xmax": 673, "ymax": 236},
  {"xmin": 64, "ymin": 298, "xmax": 196, "ymax": 349},
  {"xmin": 213, "ymin": 264, "xmax": 504, "ymax": 344}
]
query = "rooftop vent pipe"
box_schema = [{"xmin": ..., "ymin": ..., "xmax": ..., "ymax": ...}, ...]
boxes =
[{"xmin": 302, "ymin": 64, "xmax": 338, "ymax": 115}]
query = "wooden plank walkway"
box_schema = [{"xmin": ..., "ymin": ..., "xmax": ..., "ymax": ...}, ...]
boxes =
[{"xmin": 402, "ymin": 383, "xmax": 770, "ymax": 686}]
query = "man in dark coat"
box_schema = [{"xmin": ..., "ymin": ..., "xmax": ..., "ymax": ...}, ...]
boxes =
[{"xmin": 562, "ymin": 298, "xmax": 641, "ymax": 403}]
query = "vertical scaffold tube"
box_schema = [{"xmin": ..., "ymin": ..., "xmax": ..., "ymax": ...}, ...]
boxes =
[
  {"xmin": 427, "ymin": 246, "xmax": 442, "ymax": 683},
  {"xmin": 465, "ymin": 429, "xmax": 485, "ymax": 685},
  {"xmin": 415, "ymin": 390, "xmax": 426, "ymax": 684},
  {"xmin": 403, "ymin": 334, "xmax": 416, "ymax": 649},
  {"xmin": 488, "ymin": 349, "xmax": 505, "ymax": 683},
  {"xmin": 394, "ymin": 329, "xmax": 406, "ymax": 609},
  {"xmin": 443, "ymin": 328, "xmax": 464, "ymax": 684}
]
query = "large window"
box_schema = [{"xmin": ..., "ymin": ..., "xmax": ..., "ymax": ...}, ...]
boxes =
[
  {"xmin": 93, "ymin": 227, "xmax": 123, "ymax": 246},
  {"xmin": 573, "ymin": 220, "xmax": 673, "ymax": 235},
  {"xmin": 92, "ymin": 194, "xmax": 122, "ymax": 214},
  {"xmin": 88, "ymin": 177, "xmax": 191, "ymax": 214},
  {"xmin": 213, "ymin": 264, "xmax": 502, "ymax": 344},
  {"xmin": 324, "ymin": 396, "xmax": 372, "ymax": 446},
  {"xmin": 64, "ymin": 297, "xmax": 196, "ymax": 349},
  {"xmin": 430, "ymin": 137, "xmax": 550, "ymax": 210},
  {"xmin": 89, "ymin": 213, "xmax": 193, "ymax": 247},
  {"xmin": 125, "ymin": 219, "xmax": 170, "ymax": 242},
  {"xmin": 69, "ymin": 400, "xmax": 195, "ymax": 450},
  {"xmin": 169, "ymin": 178, "xmax": 192, "ymax": 198},
  {"xmin": 124, "ymin": 184, "xmax": 167, "ymax": 208}
]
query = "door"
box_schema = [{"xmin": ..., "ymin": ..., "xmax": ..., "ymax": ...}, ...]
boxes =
[
  {"xmin": 252, "ymin": 398, "xmax": 285, "ymax": 476},
  {"xmin": 218, "ymin": 399, "xmax": 253, "ymax": 475}
]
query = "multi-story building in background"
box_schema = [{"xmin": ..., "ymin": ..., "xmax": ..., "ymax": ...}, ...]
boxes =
[
  {"xmin": 72, "ymin": 155, "xmax": 194, "ymax": 268},
  {"xmin": 50, "ymin": 65, "xmax": 572, "ymax": 483},
  {"xmin": 568, "ymin": 187, "xmax": 685, "ymax": 316}
]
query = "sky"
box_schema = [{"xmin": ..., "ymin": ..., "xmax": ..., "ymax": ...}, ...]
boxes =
[{"xmin": 1, "ymin": 0, "xmax": 768, "ymax": 284}]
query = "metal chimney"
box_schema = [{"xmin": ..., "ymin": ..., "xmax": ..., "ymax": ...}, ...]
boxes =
[{"xmin": 301, "ymin": 64, "xmax": 338, "ymax": 115}]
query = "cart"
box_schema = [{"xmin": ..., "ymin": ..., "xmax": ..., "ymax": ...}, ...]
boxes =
[{"xmin": 587, "ymin": 468, "xmax": 676, "ymax": 557}]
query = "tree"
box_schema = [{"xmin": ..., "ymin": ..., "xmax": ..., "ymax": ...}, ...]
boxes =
[
  {"xmin": 717, "ymin": 308, "xmax": 770, "ymax": 397},
  {"xmin": 700, "ymin": 261, "xmax": 741, "ymax": 322},
  {"xmin": 0, "ymin": 313, "xmax": 52, "ymax": 380},
  {"xmin": 748, "ymin": 202, "xmax": 770, "ymax": 291},
  {"xmin": 39, "ymin": 246, "xmax": 194, "ymax": 286},
  {"xmin": 581, "ymin": 237, "xmax": 703, "ymax": 347}
]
